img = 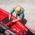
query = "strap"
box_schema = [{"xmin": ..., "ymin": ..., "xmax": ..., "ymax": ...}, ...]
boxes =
[{"xmin": 11, "ymin": 9, "xmax": 15, "ymax": 15}]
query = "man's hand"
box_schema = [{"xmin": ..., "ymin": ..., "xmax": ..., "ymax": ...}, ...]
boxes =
[
  {"xmin": 12, "ymin": 17, "xmax": 20, "ymax": 22},
  {"xmin": 12, "ymin": 19, "xmax": 19, "ymax": 22}
]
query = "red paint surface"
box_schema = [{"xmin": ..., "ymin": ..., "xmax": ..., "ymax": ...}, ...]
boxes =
[{"xmin": 0, "ymin": 8, "xmax": 27, "ymax": 35}]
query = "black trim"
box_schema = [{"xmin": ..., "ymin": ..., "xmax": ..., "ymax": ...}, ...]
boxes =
[{"xmin": 2, "ymin": 16, "xmax": 12, "ymax": 24}]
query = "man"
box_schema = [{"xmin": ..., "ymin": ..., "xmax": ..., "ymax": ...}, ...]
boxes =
[{"xmin": 11, "ymin": 5, "xmax": 27, "ymax": 25}]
